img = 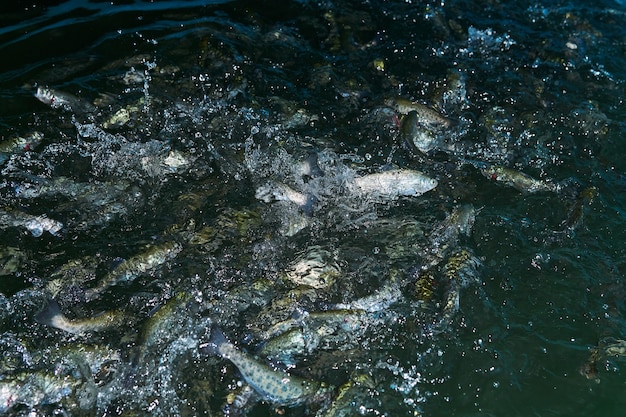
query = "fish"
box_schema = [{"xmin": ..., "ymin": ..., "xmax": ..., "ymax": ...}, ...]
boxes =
[
  {"xmin": 200, "ymin": 325, "xmax": 333, "ymax": 407},
  {"xmin": 135, "ymin": 292, "xmax": 195, "ymax": 365},
  {"xmin": 85, "ymin": 240, "xmax": 182, "ymax": 300},
  {"xmin": 0, "ymin": 371, "xmax": 83, "ymax": 414},
  {"xmin": 562, "ymin": 186, "xmax": 597, "ymax": 230},
  {"xmin": 284, "ymin": 246, "xmax": 341, "ymax": 289},
  {"xmin": 257, "ymin": 328, "xmax": 312, "ymax": 365},
  {"xmin": 352, "ymin": 169, "xmax": 438, "ymax": 198},
  {"xmin": 440, "ymin": 248, "xmax": 482, "ymax": 322},
  {"xmin": 258, "ymin": 308, "xmax": 368, "ymax": 342},
  {"xmin": 0, "ymin": 209, "xmax": 63, "ymax": 237},
  {"xmin": 102, "ymin": 98, "xmax": 145, "ymax": 129},
  {"xmin": 400, "ymin": 110, "xmax": 439, "ymax": 153},
  {"xmin": 580, "ymin": 337, "xmax": 626, "ymax": 381},
  {"xmin": 316, "ymin": 374, "xmax": 376, "ymax": 417},
  {"xmin": 413, "ymin": 269, "xmax": 436, "ymax": 303},
  {"xmin": 481, "ymin": 165, "xmax": 558, "ymax": 193},
  {"xmin": 333, "ymin": 279, "xmax": 402, "ymax": 313},
  {"xmin": 35, "ymin": 86, "xmax": 94, "ymax": 113},
  {"xmin": 0, "ymin": 131, "xmax": 43, "ymax": 164},
  {"xmin": 385, "ymin": 97, "xmax": 456, "ymax": 129},
  {"xmin": 35, "ymin": 299, "xmax": 126, "ymax": 335},
  {"xmin": 255, "ymin": 181, "xmax": 317, "ymax": 215}
]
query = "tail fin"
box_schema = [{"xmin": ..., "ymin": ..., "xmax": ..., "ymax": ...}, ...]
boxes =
[
  {"xmin": 35, "ymin": 299, "xmax": 64, "ymax": 328},
  {"xmin": 301, "ymin": 153, "xmax": 324, "ymax": 179},
  {"xmin": 301, "ymin": 194, "xmax": 317, "ymax": 217},
  {"xmin": 199, "ymin": 325, "xmax": 229, "ymax": 357}
]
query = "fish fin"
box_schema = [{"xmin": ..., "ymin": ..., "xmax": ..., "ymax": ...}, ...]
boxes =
[
  {"xmin": 199, "ymin": 325, "xmax": 229, "ymax": 357},
  {"xmin": 34, "ymin": 299, "xmax": 64, "ymax": 328}
]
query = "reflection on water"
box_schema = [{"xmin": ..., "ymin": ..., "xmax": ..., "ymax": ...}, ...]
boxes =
[{"xmin": 1, "ymin": 0, "xmax": 626, "ymax": 416}]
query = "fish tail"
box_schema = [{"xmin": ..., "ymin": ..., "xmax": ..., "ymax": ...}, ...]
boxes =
[
  {"xmin": 304, "ymin": 153, "xmax": 325, "ymax": 178},
  {"xmin": 199, "ymin": 325, "xmax": 229, "ymax": 357},
  {"xmin": 34, "ymin": 299, "xmax": 64, "ymax": 328},
  {"xmin": 301, "ymin": 194, "xmax": 317, "ymax": 216}
]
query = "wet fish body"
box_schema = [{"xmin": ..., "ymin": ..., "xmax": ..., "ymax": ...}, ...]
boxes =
[
  {"xmin": 401, "ymin": 110, "xmax": 439, "ymax": 153},
  {"xmin": 85, "ymin": 240, "xmax": 182, "ymax": 300},
  {"xmin": 285, "ymin": 246, "xmax": 340, "ymax": 289},
  {"xmin": 0, "ymin": 132, "xmax": 43, "ymax": 164},
  {"xmin": 201, "ymin": 326, "xmax": 332, "ymax": 407},
  {"xmin": 422, "ymin": 204, "xmax": 478, "ymax": 269},
  {"xmin": 35, "ymin": 86, "xmax": 94, "ymax": 113},
  {"xmin": 35, "ymin": 299, "xmax": 125, "ymax": 335},
  {"xmin": 562, "ymin": 186, "xmax": 597, "ymax": 230},
  {"xmin": 440, "ymin": 248, "xmax": 482, "ymax": 322},
  {"xmin": 334, "ymin": 282, "xmax": 402, "ymax": 313},
  {"xmin": 352, "ymin": 169, "xmax": 438, "ymax": 198},
  {"xmin": 0, "ymin": 209, "xmax": 63, "ymax": 237},
  {"xmin": 481, "ymin": 165, "xmax": 557, "ymax": 193},
  {"xmin": 0, "ymin": 372, "xmax": 82, "ymax": 414},
  {"xmin": 255, "ymin": 181, "xmax": 317, "ymax": 215},
  {"xmin": 259, "ymin": 309, "xmax": 368, "ymax": 341},
  {"xmin": 385, "ymin": 97, "xmax": 455, "ymax": 129},
  {"xmin": 298, "ymin": 152, "xmax": 325, "ymax": 178},
  {"xmin": 580, "ymin": 337, "xmax": 626, "ymax": 381}
]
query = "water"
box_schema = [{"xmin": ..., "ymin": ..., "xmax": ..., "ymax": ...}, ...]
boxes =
[{"xmin": 1, "ymin": 0, "xmax": 626, "ymax": 416}]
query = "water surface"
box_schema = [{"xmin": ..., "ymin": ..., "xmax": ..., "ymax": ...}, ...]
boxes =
[{"xmin": 1, "ymin": 1, "xmax": 625, "ymax": 416}]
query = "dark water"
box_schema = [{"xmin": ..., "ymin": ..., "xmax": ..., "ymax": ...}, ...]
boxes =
[{"xmin": 1, "ymin": 0, "xmax": 626, "ymax": 416}]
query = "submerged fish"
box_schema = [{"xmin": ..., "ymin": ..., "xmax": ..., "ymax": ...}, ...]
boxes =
[
  {"xmin": 562, "ymin": 186, "xmax": 597, "ymax": 230},
  {"xmin": 0, "ymin": 209, "xmax": 63, "ymax": 237},
  {"xmin": 284, "ymin": 246, "xmax": 341, "ymax": 289},
  {"xmin": 136, "ymin": 292, "xmax": 195, "ymax": 366},
  {"xmin": 317, "ymin": 374, "xmax": 376, "ymax": 417},
  {"xmin": 35, "ymin": 299, "xmax": 126, "ymax": 335},
  {"xmin": 333, "ymin": 271, "xmax": 403, "ymax": 313},
  {"xmin": 425, "ymin": 204, "xmax": 478, "ymax": 267},
  {"xmin": 440, "ymin": 248, "xmax": 482, "ymax": 322},
  {"xmin": 85, "ymin": 240, "xmax": 182, "ymax": 300},
  {"xmin": 200, "ymin": 326, "xmax": 333, "ymax": 407},
  {"xmin": 580, "ymin": 337, "xmax": 626, "ymax": 381},
  {"xmin": 352, "ymin": 169, "xmax": 438, "ymax": 198},
  {"xmin": 0, "ymin": 371, "xmax": 83, "ymax": 414}
]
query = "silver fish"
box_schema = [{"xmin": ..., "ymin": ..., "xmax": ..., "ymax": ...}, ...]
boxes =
[
  {"xmin": 35, "ymin": 86, "xmax": 94, "ymax": 113},
  {"xmin": 481, "ymin": 165, "xmax": 558, "ymax": 193},
  {"xmin": 255, "ymin": 181, "xmax": 317, "ymax": 215},
  {"xmin": 35, "ymin": 299, "xmax": 126, "ymax": 335},
  {"xmin": 201, "ymin": 326, "xmax": 332, "ymax": 407},
  {"xmin": 0, "ymin": 371, "xmax": 82, "ymax": 414},
  {"xmin": 400, "ymin": 110, "xmax": 439, "ymax": 153},
  {"xmin": 385, "ymin": 97, "xmax": 456, "ymax": 129},
  {"xmin": 333, "ymin": 282, "xmax": 402, "ymax": 313},
  {"xmin": 352, "ymin": 169, "xmax": 438, "ymax": 198},
  {"xmin": 0, "ymin": 209, "xmax": 63, "ymax": 237},
  {"xmin": 0, "ymin": 132, "xmax": 43, "ymax": 165},
  {"xmin": 284, "ymin": 246, "xmax": 340, "ymax": 289},
  {"xmin": 85, "ymin": 240, "xmax": 182, "ymax": 300}
]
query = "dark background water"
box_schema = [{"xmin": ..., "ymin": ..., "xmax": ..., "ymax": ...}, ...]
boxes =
[{"xmin": 1, "ymin": 0, "xmax": 626, "ymax": 416}]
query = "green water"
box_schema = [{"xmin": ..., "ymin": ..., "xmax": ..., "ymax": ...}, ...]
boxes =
[{"xmin": 1, "ymin": 0, "xmax": 626, "ymax": 416}]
